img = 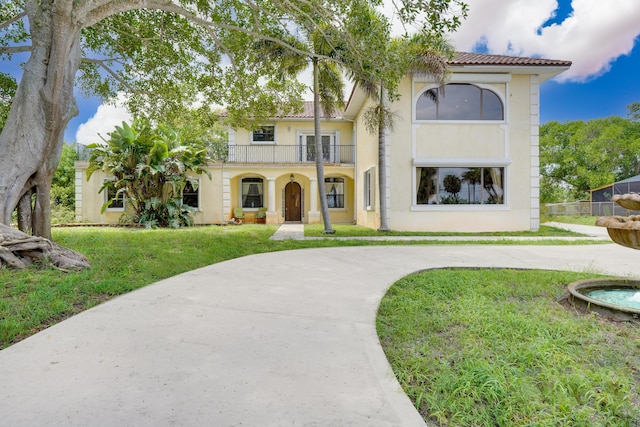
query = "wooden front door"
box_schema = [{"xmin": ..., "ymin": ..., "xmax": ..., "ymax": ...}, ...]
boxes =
[{"xmin": 285, "ymin": 182, "xmax": 302, "ymax": 222}]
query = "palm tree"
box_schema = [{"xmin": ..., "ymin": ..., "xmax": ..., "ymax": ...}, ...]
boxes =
[
  {"xmin": 357, "ymin": 29, "xmax": 452, "ymax": 230},
  {"xmin": 255, "ymin": 28, "xmax": 345, "ymax": 233}
]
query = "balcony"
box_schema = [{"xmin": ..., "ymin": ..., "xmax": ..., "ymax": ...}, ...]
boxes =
[
  {"xmin": 227, "ymin": 144, "xmax": 355, "ymax": 164},
  {"xmin": 76, "ymin": 144, "xmax": 355, "ymax": 165}
]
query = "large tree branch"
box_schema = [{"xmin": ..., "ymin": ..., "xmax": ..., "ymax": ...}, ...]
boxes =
[
  {"xmin": 0, "ymin": 10, "xmax": 26, "ymax": 31},
  {"xmin": 0, "ymin": 45, "xmax": 32, "ymax": 54},
  {"xmin": 79, "ymin": 0, "xmax": 330, "ymax": 63},
  {"xmin": 81, "ymin": 57, "xmax": 137, "ymax": 92}
]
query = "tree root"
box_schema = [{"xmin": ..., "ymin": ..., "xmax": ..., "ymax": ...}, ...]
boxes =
[{"xmin": 0, "ymin": 224, "xmax": 90, "ymax": 271}]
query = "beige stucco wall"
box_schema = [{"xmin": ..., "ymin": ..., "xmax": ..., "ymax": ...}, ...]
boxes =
[
  {"xmin": 226, "ymin": 165, "xmax": 354, "ymax": 225},
  {"xmin": 382, "ymin": 74, "xmax": 536, "ymax": 232},
  {"xmin": 232, "ymin": 120, "xmax": 353, "ymax": 147},
  {"xmin": 353, "ymin": 96, "xmax": 381, "ymax": 230},
  {"xmin": 74, "ymin": 165, "xmax": 127, "ymax": 224}
]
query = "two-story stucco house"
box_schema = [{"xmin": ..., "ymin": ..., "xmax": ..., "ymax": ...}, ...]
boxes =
[{"xmin": 74, "ymin": 52, "xmax": 571, "ymax": 231}]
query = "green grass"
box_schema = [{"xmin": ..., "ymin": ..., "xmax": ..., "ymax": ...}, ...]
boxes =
[
  {"xmin": 377, "ymin": 268, "xmax": 640, "ymax": 426},
  {"xmin": 305, "ymin": 224, "xmax": 586, "ymax": 237},
  {"xmin": 546, "ymin": 215, "xmax": 601, "ymax": 226}
]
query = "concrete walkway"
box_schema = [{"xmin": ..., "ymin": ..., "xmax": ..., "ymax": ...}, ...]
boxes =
[
  {"xmin": 269, "ymin": 223, "xmax": 305, "ymax": 240},
  {"xmin": 2, "ymin": 243, "xmax": 639, "ymax": 426},
  {"xmin": 270, "ymin": 222, "xmax": 611, "ymax": 242}
]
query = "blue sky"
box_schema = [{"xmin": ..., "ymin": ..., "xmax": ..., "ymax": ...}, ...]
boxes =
[
  {"xmin": 540, "ymin": 43, "xmax": 640, "ymax": 123},
  {"xmin": 449, "ymin": 0, "xmax": 640, "ymax": 123},
  {"xmin": 4, "ymin": 0, "xmax": 640, "ymax": 143}
]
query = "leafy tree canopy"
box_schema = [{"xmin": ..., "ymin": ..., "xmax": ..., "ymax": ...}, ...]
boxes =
[
  {"xmin": 540, "ymin": 108, "xmax": 640, "ymax": 202},
  {"xmin": 0, "ymin": 72, "xmax": 17, "ymax": 132}
]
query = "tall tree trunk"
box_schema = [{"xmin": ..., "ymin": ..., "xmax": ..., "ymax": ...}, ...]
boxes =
[
  {"xmin": 0, "ymin": 1, "xmax": 81, "ymax": 239},
  {"xmin": 313, "ymin": 59, "xmax": 334, "ymax": 234},
  {"xmin": 377, "ymin": 86, "xmax": 390, "ymax": 232}
]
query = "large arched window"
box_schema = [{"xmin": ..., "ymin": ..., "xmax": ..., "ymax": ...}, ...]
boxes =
[{"xmin": 416, "ymin": 83, "xmax": 503, "ymax": 121}]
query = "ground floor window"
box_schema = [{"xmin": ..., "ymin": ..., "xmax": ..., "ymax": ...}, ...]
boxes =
[
  {"xmin": 104, "ymin": 179, "xmax": 124, "ymax": 210},
  {"xmin": 182, "ymin": 180, "xmax": 199, "ymax": 208},
  {"xmin": 416, "ymin": 167, "xmax": 504, "ymax": 205},
  {"xmin": 364, "ymin": 167, "xmax": 374, "ymax": 210},
  {"xmin": 242, "ymin": 177, "xmax": 264, "ymax": 208},
  {"xmin": 325, "ymin": 177, "xmax": 345, "ymax": 208}
]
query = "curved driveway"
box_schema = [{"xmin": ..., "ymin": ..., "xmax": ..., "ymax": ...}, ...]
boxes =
[{"xmin": 2, "ymin": 244, "xmax": 640, "ymax": 426}]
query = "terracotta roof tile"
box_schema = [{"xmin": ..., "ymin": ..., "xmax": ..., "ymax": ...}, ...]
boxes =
[
  {"xmin": 449, "ymin": 52, "xmax": 572, "ymax": 67},
  {"xmin": 277, "ymin": 101, "xmax": 343, "ymax": 119}
]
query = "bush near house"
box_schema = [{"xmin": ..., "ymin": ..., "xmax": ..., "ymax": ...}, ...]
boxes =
[{"xmin": 87, "ymin": 120, "xmax": 211, "ymax": 228}]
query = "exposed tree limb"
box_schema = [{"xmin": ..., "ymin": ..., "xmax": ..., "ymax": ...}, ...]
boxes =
[
  {"xmin": 81, "ymin": 57, "xmax": 137, "ymax": 92},
  {"xmin": 0, "ymin": 10, "xmax": 26, "ymax": 32},
  {"xmin": 0, "ymin": 45, "xmax": 32, "ymax": 54}
]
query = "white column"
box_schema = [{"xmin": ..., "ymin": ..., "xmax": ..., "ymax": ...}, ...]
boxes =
[
  {"xmin": 268, "ymin": 178, "xmax": 276, "ymax": 212},
  {"xmin": 309, "ymin": 178, "xmax": 318, "ymax": 211},
  {"xmin": 530, "ymin": 75, "xmax": 541, "ymax": 231},
  {"xmin": 308, "ymin": 177, "xmax": 320, "ymax": 224}
]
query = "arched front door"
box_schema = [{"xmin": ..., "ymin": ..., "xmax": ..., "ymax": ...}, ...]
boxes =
[{"xmin": 284, "ymin": 182, "xmax": 302, "ymax": 222}]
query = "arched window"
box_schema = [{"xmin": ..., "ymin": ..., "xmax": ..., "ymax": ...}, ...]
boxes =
[{"xmin": 416, "ymin": 83, "xmax": 503, "ymax": 121}]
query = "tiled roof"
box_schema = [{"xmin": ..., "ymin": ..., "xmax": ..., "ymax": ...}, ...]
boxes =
[
  {"xmin": 450, "ymin": 52, "xmax": 572, "ymax": 67},
  {"xmin": 277, "ymin": 101, "xmax": 343, "ymax": 119},
  {"xmin": 217, "ymin": 101, "xmax": 343, "ymax": 119}
]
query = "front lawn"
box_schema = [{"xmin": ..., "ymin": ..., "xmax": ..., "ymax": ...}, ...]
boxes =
[{"xmin": 377, "ymin": 268, "xmax": 640, "ymax": 426}]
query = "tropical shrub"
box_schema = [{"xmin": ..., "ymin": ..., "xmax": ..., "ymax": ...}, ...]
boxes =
[{"xmin": 87, "ymin": 120, "xmax": 211, "ymax": 228}]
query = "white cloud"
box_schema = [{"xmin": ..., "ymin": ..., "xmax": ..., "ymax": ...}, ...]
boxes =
[
  {"xmin": 75, "ymin": 94, "xmax": 132, "ymax": 146},
  {"xmin": 448, "ymin": 0, "xmax": 640, "ymax": 81}
]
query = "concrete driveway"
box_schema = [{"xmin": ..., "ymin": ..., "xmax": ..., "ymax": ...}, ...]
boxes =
[{"xmin": 2, "ymin": 244, "xmax": 640, "ymax": 426}]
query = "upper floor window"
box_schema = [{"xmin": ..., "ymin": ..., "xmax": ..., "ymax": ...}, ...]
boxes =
[
  {"xmin": 416, "ymin": 83, "xmax": 503, "ymax": 121},
  {"xmin": 299, "ymin": 132, "xmax": 339, "ymax": 162},
  {"xmin": 252, "ymin": 125, "xmax": 275, "ymax": 143}
]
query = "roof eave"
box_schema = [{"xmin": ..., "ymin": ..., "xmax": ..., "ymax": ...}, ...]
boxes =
[
  {"xmin": 343, "ymin": 85, "xmax": 369, "ymax": 120},
  {"xmin": 450, "ymin": 64, "xmax": 571, "ymax": 82}
]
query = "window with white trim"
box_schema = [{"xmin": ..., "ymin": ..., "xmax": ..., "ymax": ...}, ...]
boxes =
[
  {"xmin": 364, "ymin": 168, "xmax": 374, "ymax": 210},
  {"xmin": 182, "ymin": 180, "xmax": 199, "ymax": 209},
  {"xmin": 325, "ymin": 177, "xmax": 345, "ymax": 208},
  {"xmin": 103, "ymin": 179, "xmax": 124, "ymax": 211},
  {"xmin": 241, "ymin": 177, "xmax": 264, "ymax": 208},
  {"xmin": 298, "ymin": 132, "xmax": 339, "ymax": 162},
  {"xmin": 252, "ymin": 125, "xmax": 275, "ymax": 144},
  {"xmin": 416, "ymin": 83, "xmax": 504, "ymax": 121},
  {"xmin": 416, "ymin": 167, "xmax": 505, "ymax": 205}
]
